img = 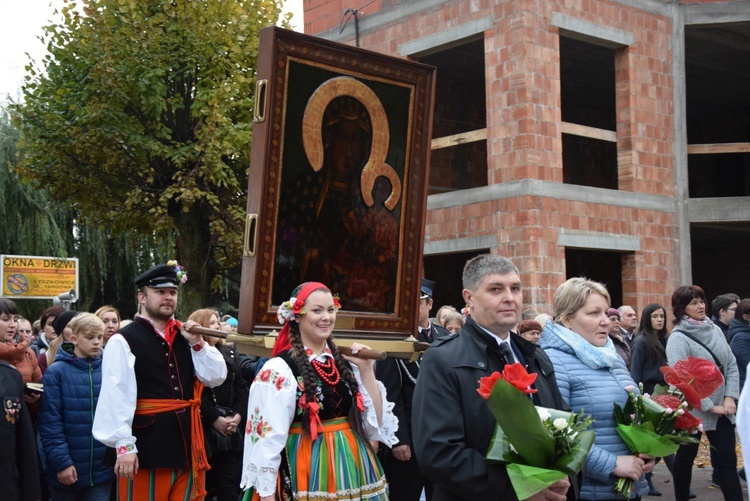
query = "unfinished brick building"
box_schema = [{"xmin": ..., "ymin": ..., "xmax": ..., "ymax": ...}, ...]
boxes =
[{"xmin": 300, "ymin": 0, "xmax": 750, "ymax": 316}]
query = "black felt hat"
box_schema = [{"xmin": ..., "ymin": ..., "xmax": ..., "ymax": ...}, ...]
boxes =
[
  {"xmin": 135, "ymin": 264, "xmax": 180, "ymax": 289},
  {"xmin": 420, "ymin": 278, "xmax": 436, "ymax": 298}
]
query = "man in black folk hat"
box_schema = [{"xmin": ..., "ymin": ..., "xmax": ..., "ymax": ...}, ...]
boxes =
[
  {"xmin": 376, "ymin": 278, "xmax": 449, "ymax": 501},
  {"xmin": 93, "ymin": 263, "xmax": 227, "ymax": 501}
]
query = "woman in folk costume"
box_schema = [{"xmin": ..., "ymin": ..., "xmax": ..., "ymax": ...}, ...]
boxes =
[{"xmin": 241, "ymin": 282, "xmax": 398, "ymax": 500}]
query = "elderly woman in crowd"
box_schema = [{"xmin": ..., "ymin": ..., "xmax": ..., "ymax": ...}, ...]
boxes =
[
  {"xmin": 667, "ymin": 285, "xmax": 741, "ymax": 501},
  {"xmin": 539, "ymin": 277, "xmax": 651, "ymax": 500},
  {"xmin": 607, "ymin": 308, "xmax": 632, "ymax": 369},
  {"xmin": 516, "ymin": 319, "xmax": 542, "ymax": 344}
]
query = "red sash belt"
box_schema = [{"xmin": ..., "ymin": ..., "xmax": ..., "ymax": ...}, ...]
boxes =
[{"xmin": 135, "ymin": 378, "xmax": 208, "ymax": 499}]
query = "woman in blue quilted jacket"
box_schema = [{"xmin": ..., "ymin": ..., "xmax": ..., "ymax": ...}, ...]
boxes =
[
  {"xmin": 539, "ymin": 277, "xmax": 652, "ymax": 500},
  {"xmin": 39, "ymin": 313, "xmax": 115, "ymax": 500}
]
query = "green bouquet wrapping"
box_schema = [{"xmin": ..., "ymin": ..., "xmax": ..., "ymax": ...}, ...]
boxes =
[
  {"xmin": 478, "ymin": 364, "xmax": 595, "ymax": 499},
  {"xmin": 612, "ymin": 356, "xmax": 723, "ymax": 499}
]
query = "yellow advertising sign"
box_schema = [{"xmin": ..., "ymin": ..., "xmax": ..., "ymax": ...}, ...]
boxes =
[{"xmin": 1, "ymin": 255, "xmax": 79, "ymax": 299}]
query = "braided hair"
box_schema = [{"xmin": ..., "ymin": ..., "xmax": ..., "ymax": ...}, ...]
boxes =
[{"xmin": 287, "ymin": 321, "xmax": 370, "ymax": 444}]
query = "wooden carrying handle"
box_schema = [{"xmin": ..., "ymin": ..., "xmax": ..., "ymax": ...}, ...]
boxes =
[
  {"xmin": 185, "ymin": 325, "xmax": 387, "ymax": 360},
  {"xmin": 337, "ymin": 346, "xmax": 387, "ymax": 361}
]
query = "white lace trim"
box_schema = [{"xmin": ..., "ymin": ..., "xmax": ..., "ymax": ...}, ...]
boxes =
[
  {"xmin": 240, "ymin": 461, "xmax": 279, "ymax": 496},
  {"xmin": 359, "ymin": 376, "xmax": 398, "ymax": 447},
  {"xmin": 295, "ymin": 475, "xmax": 388, "ymax": 500}
]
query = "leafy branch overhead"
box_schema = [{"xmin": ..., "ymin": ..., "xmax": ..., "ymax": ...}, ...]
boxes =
[{"xmin": 14, "ymin": 0, "xmax": 291, "ymax": 306}]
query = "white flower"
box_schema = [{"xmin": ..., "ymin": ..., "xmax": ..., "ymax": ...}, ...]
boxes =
[
  {"xmin": 276, "ymin": 297, "xmax": 297, "ymax": 324},
  {"xmin": 698, "ymin": 423, "xmax": 704, "ymax": 432},
  {"xmin": 537, "ymin": 408, "xmax": 551, "ymax": 421},
  {"xmin": 553, "ymin": 418, "xmax": 568, "ymax": 431}
]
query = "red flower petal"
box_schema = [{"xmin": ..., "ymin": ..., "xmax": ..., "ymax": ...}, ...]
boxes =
[
  {"xmin": 292, "ymin": 298, "xmax": 305, "ymax": 315},
  {"xmin": 652, "ymin": 394, "xmax": 683, "ymax": 411},
  {"xmin": 661, "ymin": 357, "xmax": 723, "ymax": 408},
  {"xmin": 477, "ymin": 372, "xmax": 502, "ymax": 400},
  {"xmin": 501, "ymin": 363, "xmax": 538, "ymax": 394},
  {"xmin": 675, "ymin": 410, "xmax": 702, "ymax": 431}
]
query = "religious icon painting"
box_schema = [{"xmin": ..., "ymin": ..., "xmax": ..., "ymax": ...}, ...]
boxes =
[{"xmin": 238, "ymin": 27, "xmax": 436, "ymax": 339}]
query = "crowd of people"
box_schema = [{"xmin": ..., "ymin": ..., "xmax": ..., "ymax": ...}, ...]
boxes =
[{"xmin": 2, "ymin": 255, "xmax": 750, "ymax": 501}]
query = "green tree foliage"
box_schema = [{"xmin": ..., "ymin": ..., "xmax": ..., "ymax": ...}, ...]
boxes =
[
  {"xmin": 14, "ymin": 0, "xmax": 290, "ymax": 312},
  {"xmin": 1, "ymin": 109, "xmax": 172, "ymax": 320}
]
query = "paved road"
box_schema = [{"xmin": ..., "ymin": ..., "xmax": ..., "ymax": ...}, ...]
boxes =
[{"xmin": 645, "ymin": 460, "xmax": 746, "ymax": 500}]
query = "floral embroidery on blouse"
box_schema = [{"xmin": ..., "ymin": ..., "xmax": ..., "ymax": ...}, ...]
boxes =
[
  {"xmin": 255, "ymin": 368, "xmax": 291, "ymax": 391},
  {"xmin": 247, "ymin": 406, "xmax": 272, "ymax": 443},
  {"xmin": 295, "ymin": 375, "xmax": 325, "ymax": 415}
]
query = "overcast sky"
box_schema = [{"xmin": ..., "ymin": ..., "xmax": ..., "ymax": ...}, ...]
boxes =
[{"xmin": 0, "ymin": 0, "xmax": 303, "ymax": 107}]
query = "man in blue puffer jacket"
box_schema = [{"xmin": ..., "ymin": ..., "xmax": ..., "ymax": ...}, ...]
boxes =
[{"xmin": 39, "ymin": 313, "xmax": 115, "ymax": 499}]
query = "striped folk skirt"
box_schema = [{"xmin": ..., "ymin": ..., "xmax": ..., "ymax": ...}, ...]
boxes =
[{"xmin": 245, "ymin": 417, "xmax": 388, "ymax": 500}]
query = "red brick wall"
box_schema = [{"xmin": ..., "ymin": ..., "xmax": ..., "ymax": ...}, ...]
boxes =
[{"xmin": 305, "ymin": 0, "xmax": 687, "ymax": 314}]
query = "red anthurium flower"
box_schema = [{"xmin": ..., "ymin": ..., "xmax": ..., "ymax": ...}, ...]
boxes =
[
  {"xmin": 501, "ymin": 363, "xmax": 538, "ymax": 394},
  {"xmin": 661, "ymin": 357, "xmax": 723, "ymax": 409},
  {"xmin": 652, "ymin": 394, "xmax": 683, "ymax": 412},
  {"xmin": 680, "ymin": 357, "xmax": 724, "ymax": 398},
  {"xmin": 675, "ymin": 409, "xmax": 702, "ymax": 431},
  {"xmin": 477, "ymin": 372, "xmax": 502, "ymax": 400}
]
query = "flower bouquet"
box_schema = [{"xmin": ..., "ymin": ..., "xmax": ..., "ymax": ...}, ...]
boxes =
[
  {"xmin": 478, "ymin": 363, "xmax": 595, "ymax": 499},
  {"xmin": 612, "ymin": 356, "xmax": 723, "ymax": 498}
]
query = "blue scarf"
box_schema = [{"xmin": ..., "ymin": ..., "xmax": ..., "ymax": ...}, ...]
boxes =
[{"xmin": 543, "ymin": 322, "xmax": 620, "ymax": 369}]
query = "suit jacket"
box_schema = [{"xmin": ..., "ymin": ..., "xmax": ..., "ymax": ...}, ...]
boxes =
[{"xmin": 412, "ymin": 317, "xmax": 567, "ymax": 501}]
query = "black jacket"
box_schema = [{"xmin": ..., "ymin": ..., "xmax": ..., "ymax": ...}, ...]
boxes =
[
  {"xmin": 376, "ymin": 321, "xmax": 448, "ymax": 446},
  {"xmin": 0, "ymin": 360, "xmax": 41, "ymax": 501},
  {"xmin": 412, "ymin": 317, "xmax": 567, "ymax": 501}
]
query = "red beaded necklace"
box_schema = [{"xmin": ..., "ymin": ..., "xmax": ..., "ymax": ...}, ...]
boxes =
[{"xmin": 311, "ymin": 357, "xmax": 341, "ymax": 386}]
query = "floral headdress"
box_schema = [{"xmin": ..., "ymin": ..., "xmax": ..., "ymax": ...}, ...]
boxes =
[
  {"xmin": 167, "ymin": 260, "xmax": 188, "ymax": 284},
  {"xmin": 271, "ymin": 282, "xmax": 341, "ymax": 356}
]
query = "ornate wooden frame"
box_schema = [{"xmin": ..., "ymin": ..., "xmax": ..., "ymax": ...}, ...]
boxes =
[{"xmin": 238, "ymin": 27, "xmax": 436, "ymax": 339}]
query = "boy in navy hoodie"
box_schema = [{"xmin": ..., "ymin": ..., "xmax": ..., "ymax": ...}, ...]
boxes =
[{"xmin": 39, "ymin": 313, "xmax": 115, "ymax": 500}]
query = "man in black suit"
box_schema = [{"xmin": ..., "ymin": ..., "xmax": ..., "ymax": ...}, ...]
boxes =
[
  {"xmin": 412, "ymin": 255, "xmax": 570, "ymax": 501},
  {"xmin": 376, "ymin": 278, "xmax": 449, "ymax": 501}
]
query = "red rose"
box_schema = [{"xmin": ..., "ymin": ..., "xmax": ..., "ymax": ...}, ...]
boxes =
[
  {"xmin": 275, "ymin": 376, "xmax": 285, "ymax": 390},
  {"xmin": 501, "ymin": 363, "xmax": 538, "ymax": 394},
  {"xmin": 292, "ymin": 298, "xmax": 305, "ymax": 315},
  {"xmin": 477, "ymin": 372, "xmax": 502, "ymax": 400},
  {"xmin": 259, "ymin": 370, "xmax": 271, "ymax": 382}
]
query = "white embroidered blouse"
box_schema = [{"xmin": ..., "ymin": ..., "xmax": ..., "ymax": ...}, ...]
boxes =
[{"xmin": 240, "ymin": 350, "xmax": 398, "ymax": 497}]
